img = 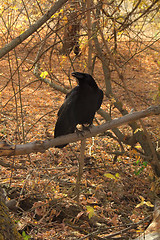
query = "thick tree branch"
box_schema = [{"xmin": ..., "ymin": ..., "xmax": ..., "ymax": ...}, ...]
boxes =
[
  {"xmin": 0, "ymin": 0, "xmax": 68, "ymax": 59},
  {"xmin": 0, "ymin": 105, "xmax": 159, "ymax": 157}
]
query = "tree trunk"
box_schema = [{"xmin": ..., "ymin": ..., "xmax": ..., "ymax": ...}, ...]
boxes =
[
  {"xmin": 93, "ymin": 4, "xmax": 112, "ymax": 96},
  {"xmin": 61, "ymin": 2, "xmax": 80, "ymax": 55},
  {"xmin": 0, "ymin": 187, "xmax": 22, "ymax": 240}
]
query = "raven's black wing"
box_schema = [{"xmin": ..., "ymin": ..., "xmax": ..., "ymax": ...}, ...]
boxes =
[
  {"xmin": 96, "ymin": 89, "xmax": 103, "ymax": 111},
  {"xmin": 57, "ymin": 86, "xmax": 79, "ymax": 117},
  {"xmin": 54, "ymin": 87, "xmax": 79, "ymax": 148}
]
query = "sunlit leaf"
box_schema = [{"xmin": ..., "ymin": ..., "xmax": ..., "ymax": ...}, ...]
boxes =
[
  {"xmin": 104, "ymin": 173, "xmax": 116, "ymax": 179},
  {"xmin": 86, "ymin": 206, "xmax": 95, "ymax": 219},
  {"xmin": 104, "ymin": 173, "xmax": 120, "ymax": 180},
  {"xmin": 40, "ymin": 71, "xmax": 48, "ymax": 79},
  {"xmin": 134, "ymin": 128, "xmax": 143, "ymax": 134},
  {"xmin": 145, "ymin": 201, "xmax": 154, "ymax": 207},
  {"xmin": 136, "ymin": 196, "xmax": 154, "ymax": 208},
  {"xmin": 115, "ymin": 173, "xmax": 120, "ymax": 178}
]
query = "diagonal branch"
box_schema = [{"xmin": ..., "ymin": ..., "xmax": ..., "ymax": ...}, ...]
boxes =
[
  {"xmin": 0, "ymin": 105, "xmax": 159, "ymax": 157},
  {"xmin": 0, "ymin": 0, "xmax": 68, "ymax": 59}
]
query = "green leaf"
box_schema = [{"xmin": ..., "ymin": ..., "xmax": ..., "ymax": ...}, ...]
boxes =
[
  {"xmin": 22, "ymin": 231, "xmax": 31, "ymax": 240},
  {"xmin": 143, "ymin": 161, "xmax": 148, "ymax": 167}
]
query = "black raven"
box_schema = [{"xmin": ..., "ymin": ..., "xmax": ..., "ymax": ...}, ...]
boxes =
[{"xmin": 54, "ymin": 72, "xmax": 103, "ymax": 148}]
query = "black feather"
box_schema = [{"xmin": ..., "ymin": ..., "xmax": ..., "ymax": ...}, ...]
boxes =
[{"xmin": 54, "ymin": 72, "xmax": 103, "ymax": 148}]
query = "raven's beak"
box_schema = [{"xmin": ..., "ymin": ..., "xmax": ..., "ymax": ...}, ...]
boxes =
[{"xmin": 71, "ymin": 72, "xmax": 83, "ymax": 79}]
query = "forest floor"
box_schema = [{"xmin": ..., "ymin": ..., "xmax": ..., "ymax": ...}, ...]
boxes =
[{"xmin": 0, "ymin": 41, "xmax": 160, "ymax": 239}]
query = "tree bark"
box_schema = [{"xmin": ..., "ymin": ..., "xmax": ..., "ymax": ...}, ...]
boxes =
[
  {"xmin": 0, "ymin": 187, "xmax": 23, "ymax": 240},
  {"xmin": 93, "ymin": 4, "xmax": 112, "ymax": 96}
]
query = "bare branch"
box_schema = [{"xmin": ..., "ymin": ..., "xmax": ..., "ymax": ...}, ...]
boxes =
[
  {"xmin": 0, "ymin": 0, "xmax": 68, "ymax": 59},
  {"xmin": 0, "ymin": 105, "xmax": 159, "ymax": 157}
]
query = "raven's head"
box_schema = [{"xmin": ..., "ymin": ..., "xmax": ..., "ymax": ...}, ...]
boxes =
[{"xmin": 71, "ymin": 72, "xmax": 98, "ymax": 88}]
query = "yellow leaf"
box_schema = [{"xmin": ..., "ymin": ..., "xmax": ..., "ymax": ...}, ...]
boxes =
[
  {"xmin": 40, "ymin": 71, "xmax": 48, "ymax": 79},
  {"xmin": 145, "ymin": 201, "xmax": 154, "ymax": 208},
  {"xmin": 86, "ymin": 206, "xmax": 95, "ymax": 219},
  {"xmin": 117, "ymin": 31, "xmax": 123, "ymax": 36},
  {"xmin": 63, "ymin": 16, "xmax": 68, "ymax": 21},
  {"xmin": 136, "ymin": 196, "xmax": 154, "ymax": 208},
  {"xmin": 134, "ymin": 128, "xmax": 143, "ymax": 134},
  {"xmin": 115, "ymin": 173, "xmax": 120, "ymax": 178},
  {"xmin": 136, "ymin": 202, "xmax": 144, "ymax": 208},
  {"xmin": 139, "ymin": 196, "xmax": 145, "ymax": 201},
  {"xmin": 135, "ymin": 145, "xmax": 142, "ymax": 149},
  {"xmin": 104, "ymin": 172, "xmax": 120, "ymax": 180},
  {"xmin": 104, "ymin": 173, "xmax": 116, "ymax": 179}
]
